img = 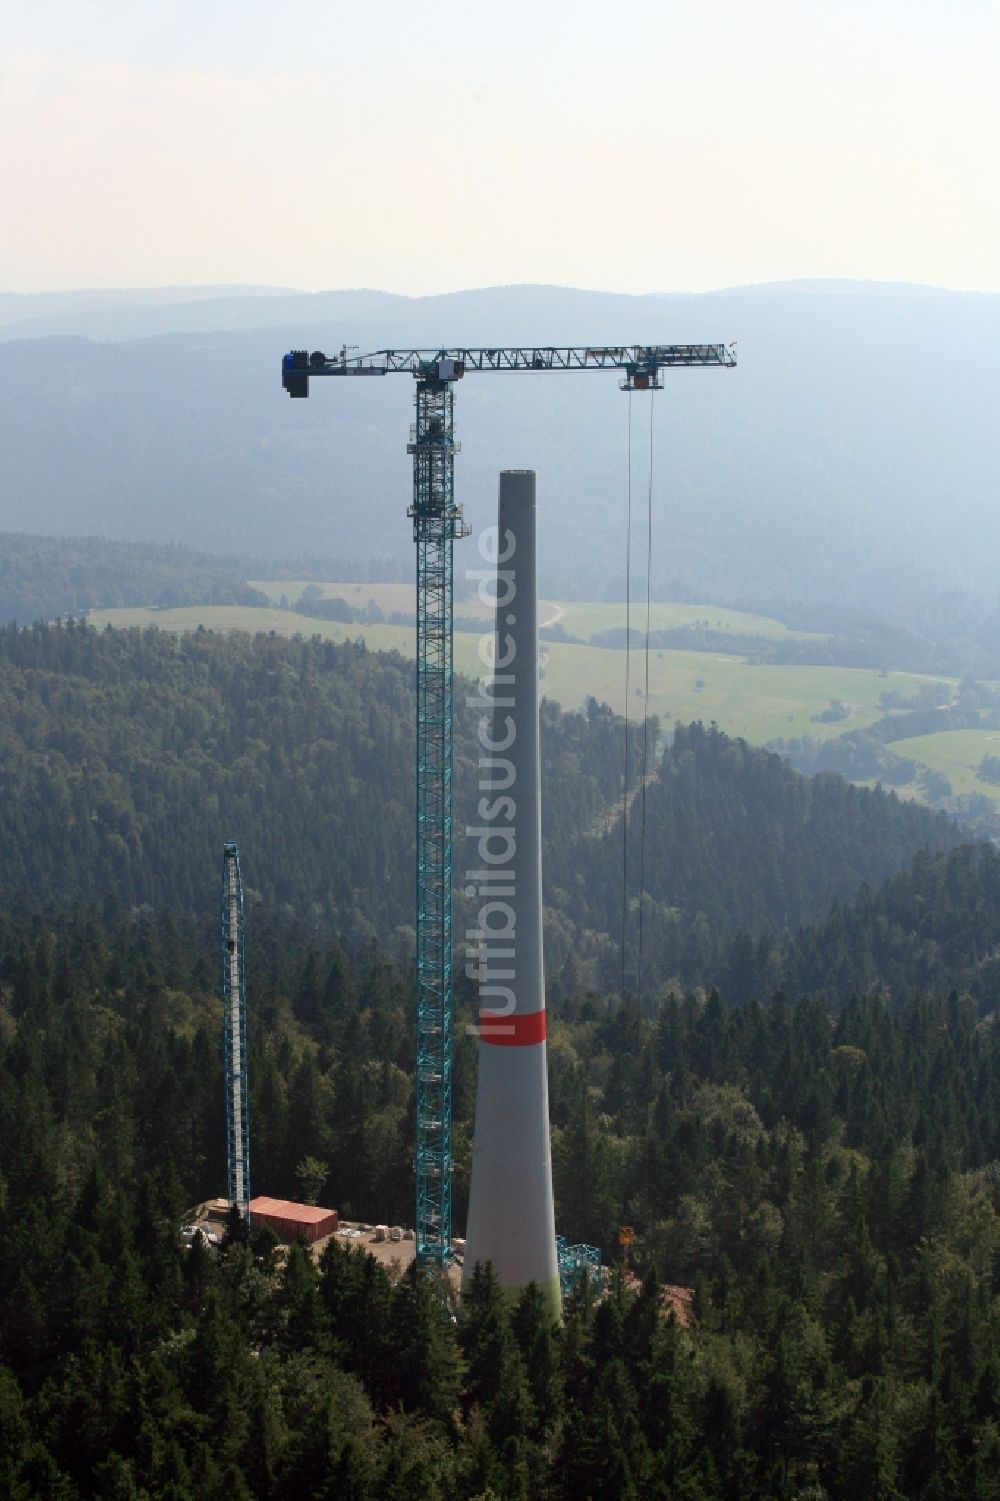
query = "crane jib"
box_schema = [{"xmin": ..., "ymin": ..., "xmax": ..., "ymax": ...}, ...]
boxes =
[{"xmin": 281, "ymin": 343, "xmax": 736, "ymax": 395}]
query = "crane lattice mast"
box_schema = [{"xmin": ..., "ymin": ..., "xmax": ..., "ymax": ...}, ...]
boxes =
[
  {"xmin": 222, "ymin": 841, "xmax": 251, "ymax": 1224},
  {"xmin": 282, "ymin": 341, "xmax": 736, "ymax": 1270}
]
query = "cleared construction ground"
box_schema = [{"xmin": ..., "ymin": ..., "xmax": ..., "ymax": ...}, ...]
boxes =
[{"xmin": 190, "ymin": 1200, "xmax": 463, "ymax": 1288}]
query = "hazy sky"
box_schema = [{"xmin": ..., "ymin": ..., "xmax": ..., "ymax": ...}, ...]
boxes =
[{"xmin": 2, "ymin": 0, "xmax": 997, "ymax": 295}]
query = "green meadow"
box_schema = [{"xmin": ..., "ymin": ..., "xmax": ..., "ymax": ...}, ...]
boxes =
[
  {"xmin": 246, "ymin": 581, "xmax": 823, "ymax": 642},
  {"xmin": 87, "ymin": 604, "xmax": 416, "ymax": 657},
  {"xmin": 89, "ymin": 601, "xmax": 953, "ymax": 752},
  {"xmin": 890, "ymin": 729, "xmax": 1000, "ymax": 808},
  {"xmin": 533, "ymin": 643, "xmax": 942, "ymax": 742},
  {"xmin": 549, "ymin": 599, "xmax": 822, "ymax": 642}
]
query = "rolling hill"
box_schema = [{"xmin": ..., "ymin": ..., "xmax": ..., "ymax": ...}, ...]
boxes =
[
  {"xmin": 2, "ymin": 281, "xmax": 998, "ymax": 630},
  {"xmin": 0, "ymin": 622, "xmax": 963, "ymax": 973}
]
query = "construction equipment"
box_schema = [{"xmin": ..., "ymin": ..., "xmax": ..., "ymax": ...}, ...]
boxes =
[
  {"xmin": 557, "ymin": 1235, "xmax": 603, "ymax": 1300},
  {"xmin": 222, "ymin": 842, "xmax": 250, "ymax": 1225},
  {"xmin": 281, "ymin": 341, "xmax": 736, "ymax": 1272}
]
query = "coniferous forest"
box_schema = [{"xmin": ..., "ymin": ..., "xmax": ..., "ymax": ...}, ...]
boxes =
[
  {"xmin": 0, "ymin": 622, "xmax": 960, "ymax": 951},
  {"xmin": 0, "ymin": 620, "xmax": 998, "ymax": 1499}
]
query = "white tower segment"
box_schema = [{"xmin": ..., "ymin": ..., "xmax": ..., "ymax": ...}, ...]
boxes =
[
  {"xmin": 222, "ymin": 841, "xmax": 250, "ymax": 1223},
  {"xmin": 463, "ymin": 470, "xmax": 561, "ymax": 1319}
]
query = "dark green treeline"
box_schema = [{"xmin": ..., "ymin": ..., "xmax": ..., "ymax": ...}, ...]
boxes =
[{"xmin": 1, "ymin": 902, "xmax": 998, "ymax": 1499}]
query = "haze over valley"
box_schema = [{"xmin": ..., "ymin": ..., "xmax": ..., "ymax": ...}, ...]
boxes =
[{"xmin": 3, "ymin": 279, "xmax": 998, "ymax": 628}]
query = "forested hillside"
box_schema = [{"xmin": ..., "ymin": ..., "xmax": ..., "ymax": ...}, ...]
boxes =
[
  {"xmin": 0, "ymin": 533, "xmax": 265, "ymax": 622},
  {"xmin": 2, "ymin": 901, "xmax": 998, "ymax": 1498},
  {"xmin": 0, "ymin": 617, "xmax": 996, "ymax": 1500},
  {"xmin": 711, "ymin": 840, "xmax": 1000, "ymax": 1008},
  {"xmin": 0, "ymin": 625, "xmax": 962, "ymax": 973},
  {"xmin": 0, "ymin": 621, "xmax": 636, "ymax": 946},
  {"xmin": 0, "ymin": 532, "xmax": 410, "ymax": 625},
  {"xmin": 555, "ymin": 722, "xmax": 962, "ymax": 989},
  {"xmin": 0, "ymin": 621, "xmax": 416, "ymax": 931}
]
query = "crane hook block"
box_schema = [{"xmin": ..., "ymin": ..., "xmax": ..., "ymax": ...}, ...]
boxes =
[{"xmin": 282, "ymin": 350, "xmax": 310, "ymax": 398}]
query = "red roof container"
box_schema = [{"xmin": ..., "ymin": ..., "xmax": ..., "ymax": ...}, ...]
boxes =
[{"xmin": 249, "ymin": 1197, "xmax": 339, "ymax": 1243}]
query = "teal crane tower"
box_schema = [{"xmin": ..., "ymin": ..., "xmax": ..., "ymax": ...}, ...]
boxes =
[{"xmin": 281, "ymin": 342, "xmax": 736, "ymax": 1271}]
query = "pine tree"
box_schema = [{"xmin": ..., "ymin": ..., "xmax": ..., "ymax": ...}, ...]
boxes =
[
  {"xmin": 386, "ymin": 1266, "xmax": 459, "ymax": 1425},
  {"xmin": 511, "ymin": 1282, "xmax": 563, "ymax": 1437}
]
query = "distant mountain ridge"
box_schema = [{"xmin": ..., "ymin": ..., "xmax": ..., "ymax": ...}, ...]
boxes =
[
  {"xmin": 0, "ymin": 283, "xmax": 300, "ymax": 334},
  {"xmin": 0, "ymin": 276, "xmax": 975, "ymax": 339},
  {"xmin": 1, "ymin": 281, "xmax": 997, "ymax": 626}
]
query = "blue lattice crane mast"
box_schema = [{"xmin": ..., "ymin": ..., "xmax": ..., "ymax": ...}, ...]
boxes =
[
  {"xmin": 281, "ymin": 341, "xmax": 737, "ymax": 1271},
  {"xmin": 222, "ymin": 841, "xmax": 251, "ymax": 1225}
]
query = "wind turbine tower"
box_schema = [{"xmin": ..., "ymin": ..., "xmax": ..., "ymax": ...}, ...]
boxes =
[
  {"xmin": 222, "ymin": 841, "xmax": 251, "ymax": 1224},
  {"xmin": 462, "ymin": 469, "xmax": 561, "ymax": 1317}
]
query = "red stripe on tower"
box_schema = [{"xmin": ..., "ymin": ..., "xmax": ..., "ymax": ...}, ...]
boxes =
[{"xmin": 478, "ymin": 1009, "xmax": 547, "ymax": 1046}]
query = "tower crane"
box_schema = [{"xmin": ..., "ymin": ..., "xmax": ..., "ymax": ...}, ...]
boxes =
[{"xmin": 282, "ymin": 341, "xmax": 737, "ymax": 1271}]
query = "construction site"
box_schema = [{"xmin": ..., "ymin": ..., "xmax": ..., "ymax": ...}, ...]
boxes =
[{"xmin": 199, "ymin": 341, "xmax": 736, "ymax": 1313}]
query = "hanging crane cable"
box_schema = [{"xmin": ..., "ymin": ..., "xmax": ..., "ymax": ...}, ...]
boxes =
[
  {"xmin": 621, "ymin": 389, "xmax": 633, "ymax": 1012},
  {"xmin": 637, "ymin": 395, "xmax": 655, "ymax": 1011}
]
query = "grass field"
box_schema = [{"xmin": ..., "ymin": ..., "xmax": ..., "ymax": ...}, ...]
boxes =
[
  {"xmin": 89, "ymin": 602, "xmax": 954, "ymax": 751},
  {"xmin": 247, "ymin": 580, "xmax": 825, "ymax": 643},
  {"xmin": 87, "ymin": 604, "xmax": 416, "ymax": 656},
  {"xmin": 550, "ymin": 599, "xmax": 824, "ymax": 642},
  {"xmin": 533, "ymin": 643, "xmax": 947, "ymax": 743},
  {"xmin": 890, "ymin": 730, "xmax": 1000, "ymax": 808}
]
